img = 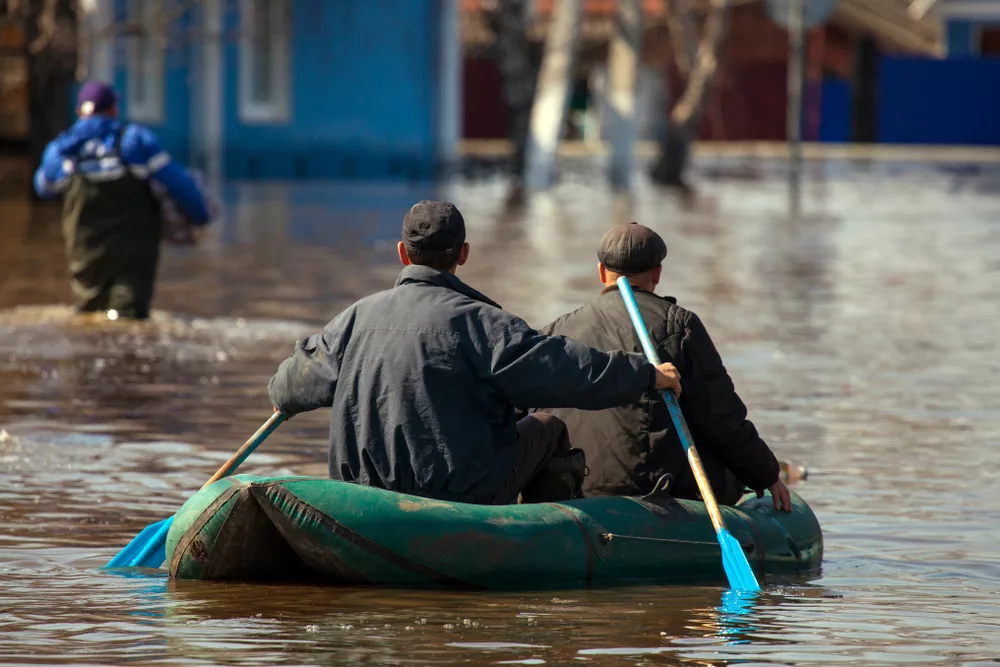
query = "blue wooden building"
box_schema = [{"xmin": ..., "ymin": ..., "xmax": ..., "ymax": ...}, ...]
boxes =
[{"xmin": 80, "ymin": 0, "xmax": 461, "ymax": 181}]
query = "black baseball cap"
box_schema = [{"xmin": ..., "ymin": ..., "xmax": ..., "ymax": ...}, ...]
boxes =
[
  {"xmin": 402, "ymin": 200, "xmax": 466, "ymax": 257},
  {"xmin": 597, "ymin": 222, "xmax": 667, "ymax": 275}
]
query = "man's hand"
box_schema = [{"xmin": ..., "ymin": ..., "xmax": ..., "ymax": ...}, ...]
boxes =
[
  {"xmin": 758, "ymin": 479, "xmax": 792, "ymax": 512},
  {"xmin": 653, "ymin": 362, "xmax": 682, "ymax": 397}
]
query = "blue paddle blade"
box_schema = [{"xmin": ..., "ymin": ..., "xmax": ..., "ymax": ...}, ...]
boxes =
[
  {"xmin": 105, "ymin": 516, "xmax": 174, "ymax": 569},
  {"xmin": 717, "ymin": 528, "xmax": 761, "ymax": 593}
]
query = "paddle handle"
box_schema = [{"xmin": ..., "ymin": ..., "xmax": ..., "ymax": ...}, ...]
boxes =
[
  {"xmin": 202, "ymin": 411, "xmax": 286, "ymax": 488},
  {"xmin": 664, "ymin": 395, "xmax": 728, "ymax": 534},
  {"xmin": 616, "ymin": 277, "xmax": 728, "ymax": 534}
]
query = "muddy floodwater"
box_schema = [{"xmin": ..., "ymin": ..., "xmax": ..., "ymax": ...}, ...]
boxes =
[{"xmin": 1, "ymin": 158, "xmax": 999, "ymax": 666}]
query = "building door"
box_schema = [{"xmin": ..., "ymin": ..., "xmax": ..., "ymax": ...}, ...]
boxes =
[{"xmin": 979, "ymin": 26, "xmax": 1000, "ymax": 55}]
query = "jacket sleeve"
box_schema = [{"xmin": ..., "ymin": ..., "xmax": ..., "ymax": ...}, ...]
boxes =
[
  {"xmin": 268, "ymin": 308, "xmax": 354, "ymax": 416},
  {"xmin": 678, "ymin": 314, "xmax": 780, "ymax": 492},
  {"xmin": 33, "ymin": 136, "xmax": 72, "ymax": 199},
  {"xmin": 490, "ymin": 316, "xmax": 655, "ymax": 410},
  {"xmin": 124, "ymin": 125, "xmax": 211, "ymax": 225}
]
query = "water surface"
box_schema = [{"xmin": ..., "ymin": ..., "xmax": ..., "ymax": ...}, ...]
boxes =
[{"xmin": 1, "ymin": 159, "xmax": 999, "ymax": 665}]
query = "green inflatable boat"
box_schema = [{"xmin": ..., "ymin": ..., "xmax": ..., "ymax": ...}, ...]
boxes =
[{"xmin": 165, "ymin": 475, "xmax": 822, "ymax": 589}]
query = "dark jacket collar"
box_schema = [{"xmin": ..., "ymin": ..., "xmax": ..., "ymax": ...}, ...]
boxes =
[
  {"xmin": 599, "ymin": 283, "xmax": 677, "ymax": 304},
  {"xmin": 395, "ymin": 264, "xmax": 502, "ymax": 309}
]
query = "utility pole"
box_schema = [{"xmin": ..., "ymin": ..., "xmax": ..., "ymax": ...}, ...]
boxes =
[{"xmin": 787, "ymin": 0, "xmax": 805, "ymax": 215}]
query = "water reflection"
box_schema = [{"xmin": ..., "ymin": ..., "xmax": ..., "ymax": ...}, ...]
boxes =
[
  {"xmin": 714, "ymin": 589, "xmax": 757, "ymax": 645},
  {"xmin": 160, "ymin": 582, "xmax": 786, "ymax": 666}
]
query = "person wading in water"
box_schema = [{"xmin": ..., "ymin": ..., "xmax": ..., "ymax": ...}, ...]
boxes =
[
  {"xmin": 33, "ymin": 81, "xmax": 210, "ymax": 320},
  {"xmin": 269, "ymin": 201, "xmax": 684, "ymax": 504},
  {"xmin": 538, "ymin": 222, "xmax": 792, "ymax": 511}
]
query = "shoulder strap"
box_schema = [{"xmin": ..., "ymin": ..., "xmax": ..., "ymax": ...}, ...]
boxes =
[{"xmin": 112, "ymin": 123, "xmax": 128, "ymax": 159}]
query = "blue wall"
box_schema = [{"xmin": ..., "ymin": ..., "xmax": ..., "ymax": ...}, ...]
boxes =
[
  {"xmin": 878, "ymin": 56, "xmax": 1000, "ymax": 145},
  {"xmin": 819, "ymin": 79, "xmax": 852, "ymax": 143},
  {"xmin": 223, "ymin": 0, "xmax": 441, "ymax": 180}
]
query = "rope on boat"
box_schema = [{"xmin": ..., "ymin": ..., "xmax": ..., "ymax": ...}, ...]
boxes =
[{"xmin": 600, "ymin": 532, "xmax": 718, "ymax": 547}]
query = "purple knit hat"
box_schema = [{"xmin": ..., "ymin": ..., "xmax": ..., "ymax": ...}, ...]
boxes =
[{"xmin": 77, "ymin": 81, "xmax": 118, "ymax": 116}]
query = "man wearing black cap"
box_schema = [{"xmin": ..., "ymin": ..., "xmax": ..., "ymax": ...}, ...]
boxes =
[
  {"xmin": 33, "ymin": 81, "xmax": 210, "ymax": 319},
  {"xmin": 538, "ymin": 222, "xmax": 792, "ymax": 511},
  {"xmin": 269, "ymin": 202, "xmax": 683, "ymax": 504}
]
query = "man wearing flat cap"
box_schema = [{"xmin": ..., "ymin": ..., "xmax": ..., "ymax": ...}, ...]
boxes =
[
  {"xmin": 33, "ymin": 81, "xmax": 210, "ymax": 319},
  {"xmin": 539, "ymin": 222, "xmax": 792, "ymax": 511},
  {"xmin": 269, "ymin": 202, "xmax": 683, "ymax": 504}
]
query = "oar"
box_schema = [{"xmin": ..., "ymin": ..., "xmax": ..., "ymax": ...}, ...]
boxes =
[
  {"xmin": 105, "ymin": 411, "xmax": 286, "ymax": 569},
  {"xmin": 617, "ymin": 277, "xmax": 760, "ymax": 592}
]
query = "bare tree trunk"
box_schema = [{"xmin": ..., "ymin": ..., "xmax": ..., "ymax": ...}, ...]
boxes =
[
  {"xmin": 25, "ymin": 0, "xmax": 78, "ymax": 198},
  {"xmin": 20, "ymin": 0, "xmax": 77, "ymax": 201},
  {"xmin": 484, "ymin": 0, "xmax": 538, "ymax": 181},
  {"xmin": 606, "ymin": 0, "xmax": 642, "ymax": 191},
  {"xmin": 523, "ymin": 0, "xmax": 582, "ymax": 190},
  {"xmin": 650, "ymin": 0, "xmax": 730, "ymax": 192},
  {"xmin": 665, "ymin": 0, "xmax": 696, "ymax": 77}
]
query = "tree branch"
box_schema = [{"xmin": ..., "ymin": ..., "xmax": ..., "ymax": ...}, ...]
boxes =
[
  {"xmin": 29, "ymin": 0, "xmax": 59, "ymax": 54},
  {"xmin": 665, "ymin": 0, "xmax": 696, "ymax": 77},
  {"xmin": 670, "ymin": 0, "xmax": 729, "ymax": 127}
]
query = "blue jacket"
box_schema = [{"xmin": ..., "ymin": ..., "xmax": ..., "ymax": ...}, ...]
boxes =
[
  {"xmin": 33, "ymin": 116, "xmax": 210, "ymax": 224},
  {"xmin": 268, "ymin": 265, "xmax": 656, "ymax": 503}
]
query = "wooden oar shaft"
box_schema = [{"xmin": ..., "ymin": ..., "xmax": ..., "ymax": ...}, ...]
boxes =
[
  {"xmin": 662, "ymin": 388, "xmax": 728, "ymax": 532},
  {"xmin": 686, "ymin": 445, "xmax": 727, "ymax": 532},
  {"xmin": 202, "ymin": 411, "xmax": 285, "ymax": 488}
]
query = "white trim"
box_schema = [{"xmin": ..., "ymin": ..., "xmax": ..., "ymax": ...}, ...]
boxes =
[
  {"xmin": 146, "ymin": 151, "xmax": 171, "ymax": 172},
  {"xmin": 204, "ymin": 0, "xmax": 224, "ymax": 181},
  {"xmin": 128, "ymin": 151, "xmax": 171, "ymax": 179},
  {"xmin": 936, "ymin": 1, "xmax": 1000, "ymax": 19},
  {"xmin": 90, "ymin": 0, "xmax": 115, "ymax": 83},
  {"xmin": 189, "ymin": 1, "xmax": 203, "ymax": 172},
  {"xmin": 238, "ymin": 0, "xmax": 291, "ymax": 124},
  {"xmin": 437, "ymin": 0, "xmax": 462, "ymax": 167},
  {"xmin": 82, "ymin": 165, "xmax": 127, "ymax": 182},
  {"xmin": 126, "ymin": 0, "xmax": 165, "ymax": 124}
]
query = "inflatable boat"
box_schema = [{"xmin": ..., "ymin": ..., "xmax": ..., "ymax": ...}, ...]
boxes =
[{"xmin": 166, "ymin": 475, "xmax": 822, "ymax": 589}]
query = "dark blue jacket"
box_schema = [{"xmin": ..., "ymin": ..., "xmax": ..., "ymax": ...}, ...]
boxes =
[
  {"xmin": 33, "ymin": 116, "xmax": 210, "ymax": 224},
  {"xmin": 269, "ymin": 265, "xmax": 656, "ymax": 502}
]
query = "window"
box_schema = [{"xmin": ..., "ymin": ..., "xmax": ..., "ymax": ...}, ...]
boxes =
[
  {"xmin": 126, "ymin": 0, "xmax": 164, "ymax": 124},
  {"xmin": 239, "ymin": 0, "xmax": 290, "ymax": 123}
]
